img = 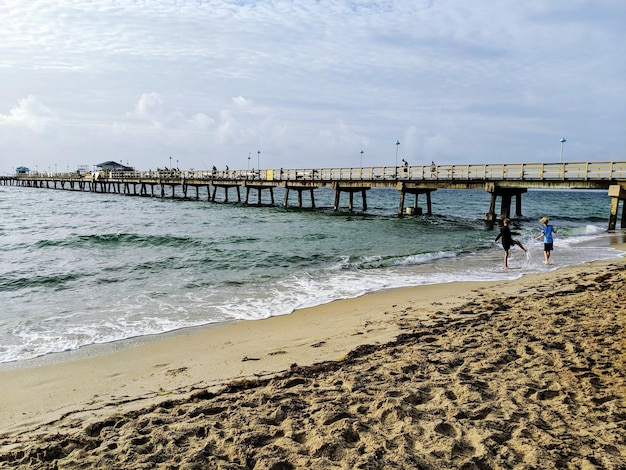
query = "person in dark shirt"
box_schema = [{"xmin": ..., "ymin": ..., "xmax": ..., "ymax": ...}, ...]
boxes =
[{"xmin": 494, "ymin": 218, "xmax": 527, "ymax": 268}]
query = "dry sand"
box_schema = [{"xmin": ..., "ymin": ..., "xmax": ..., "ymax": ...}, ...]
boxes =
[{"xmin": 0, "ymin": 258, "xmax": 625, "ymax": 469}]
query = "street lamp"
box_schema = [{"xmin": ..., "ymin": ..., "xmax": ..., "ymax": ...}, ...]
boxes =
[
  {"xmin": 559, "ymin": 138, "xmax": 566, "ymax": 162},
  {"xmin": 169, "ymin": 156, "xmax": 172, "ymax": 168},
  {"xmin": 248, "ymin": 152, "xmax": 251, "ymax": 170},
  {"xmin": 257, "ymin": 150, "xmax": 260, "ymax": 170},
  {"xmin": 360, "ymin": 150, "xmax": 364, "ymax": 167},
  {"xmin": 395, "ymin": 140, "xmax": 400, "ymax": 175}
]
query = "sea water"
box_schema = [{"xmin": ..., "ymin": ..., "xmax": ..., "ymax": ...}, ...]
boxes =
[{"xmin": 0, "ymin": 185, "xmax": 622, "ymax": 364}]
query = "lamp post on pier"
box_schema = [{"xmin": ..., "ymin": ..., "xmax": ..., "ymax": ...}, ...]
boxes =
[
  {"xmin": 257, "ymin": 150, "xmax": 260, "ymax": 170},
  {"xmin": 169, "ymin": 156, "xmax": 172, "ymax": 168},
  {"xmin": 248, "ymin": 152, "xmax": 251, "ymax": 170},
  {"xmin": 360, "ymin": 150, "xmax": 364, "ymax": 167},
  {"xmin": 559, "ymin": 138, "xmax": 566, "ymax": 162},
  {"xmin": 395, "ymin": 140, "xmax": 400, "ymax": 176}
]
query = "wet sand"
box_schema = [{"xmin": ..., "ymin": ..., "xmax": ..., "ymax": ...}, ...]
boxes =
[{"xmin": 0, "ymin": 258, "xmax": 625, "ymax": 469}]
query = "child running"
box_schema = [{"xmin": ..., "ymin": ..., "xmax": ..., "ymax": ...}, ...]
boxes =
[
  {"xmin": 494, "ymin": 218, "xmax": 527, "ymax": 268},
  {"xmin": 537, "ymin": 216, "xmax": 557, "ymax": 265}
]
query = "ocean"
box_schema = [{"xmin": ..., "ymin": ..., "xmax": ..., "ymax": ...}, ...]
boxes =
[{"xmin": 0, "ymin": 184, "xmax": 622, "ymax": 365}]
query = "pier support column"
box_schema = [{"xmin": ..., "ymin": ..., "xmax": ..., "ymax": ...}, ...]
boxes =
[
  {"xmin": 398, "ymin": 191, "xmax": 406, "ymax": 216},
  {"xmin": 500, "ymin": 193, "xmax": 512, "ymax": 218},
  {"xmin": 332, "ymin": 185, "xmax": 369, "ymax": 212},
  {"xmin": 396, "ymin": 183, "xmax": 435, "ymax": 216},
  {"xmin": 484, "ymin": 184, "xmax": 527, "ymax": 221},
  {"xmin": 608, "ymin": 184, "xmax": 626, "ymax": 230},
  {"xmin": 283, "ymin": 188, "xmax": 290, "ymax": 207},
  {"xmin": 513, "ymin": 193, "xmax": 523, "ymax": 217},
  {"xmin": 242, "ymin": 184, "xmax": 273, "ymax": 205},
  {"xmin": 333, "ymin": 190, "xmax": 340, "ymax": 211},
  {"xmin": 283, "ymin": 186, "xmax": 316, "ymax": 208}
]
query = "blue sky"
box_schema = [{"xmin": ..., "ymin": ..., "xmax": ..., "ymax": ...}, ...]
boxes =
[{"xmin": 1, "ymin": 0, "xmax": 624, "ymax": 174}]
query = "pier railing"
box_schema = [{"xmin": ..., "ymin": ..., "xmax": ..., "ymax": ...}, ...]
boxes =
[{"xmin": 11, "ymin": 161, "xmax": 626, "ymax": 184}]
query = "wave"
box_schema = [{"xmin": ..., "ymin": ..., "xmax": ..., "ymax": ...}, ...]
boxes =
[
  {"xmin": 34, "ymin": 233, "xmax": 202, "ymax": 249},
  {"xmin": 0, "ymin": 272, "xmax": 81, "ymax": 293},
  {"xmin": 347, "ymin": 251, "xmax": 458, "ymax": 270}
]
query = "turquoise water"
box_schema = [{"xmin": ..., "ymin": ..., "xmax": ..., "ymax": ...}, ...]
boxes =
[{"xmin": 0, "ymin": 185, "xmax": 622, "ymax": 364}]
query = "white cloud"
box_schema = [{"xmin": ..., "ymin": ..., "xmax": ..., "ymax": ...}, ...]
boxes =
[
  {"xmin": 233, "ymin": 96, "xmax": 253, "ymax": 107},
  {"xmin": 0, "ymin": 0, "xmax": 624, "ymax": 174},
  {"xmin": 0, "ymin": 95, "xmax": 58, "ymax": 131},
  {"xmin": 130, "ymin": 92, "xmax": 165, "ymax": 122}
]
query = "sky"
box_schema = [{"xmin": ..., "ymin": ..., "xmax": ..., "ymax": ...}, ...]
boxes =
[{"xmin": 0, "ymin": 0, "xmax": 624, "ymax": 175}]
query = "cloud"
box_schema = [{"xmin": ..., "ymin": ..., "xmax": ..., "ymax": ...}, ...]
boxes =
[
  {"xmin": 127, "ymin": 92, "xmax": 214, "ymax": 131},
  {"xmin": 131, "ymin": 92, "xmax": 165, "ymax": 121},
  {"xmin": 233, "ymin": 96, "xmax": 253, "ymax": 107},
  {"xmin": 0, "ymin": 95, "xmax": 58, "ymax": 131}
]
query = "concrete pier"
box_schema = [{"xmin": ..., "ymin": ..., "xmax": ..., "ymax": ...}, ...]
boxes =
[{"xmin": 2, "ymin": 161, "xmax": 626, "ymax": 227}]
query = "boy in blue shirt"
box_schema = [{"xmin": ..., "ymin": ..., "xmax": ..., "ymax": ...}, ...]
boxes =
[{"xmin": 537, "ymin": 217, "xmax": 557, "ymax": 265}]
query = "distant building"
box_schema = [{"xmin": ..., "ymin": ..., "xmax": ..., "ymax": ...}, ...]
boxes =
[
  {"xmin": 15, "ymin": 166, "xmax": 30, "ymax": 175},
  {"xmin": 76, "ymin": 165, "xmax": 90, "ymax": 176},
  {"xmin": 96, "ymin": 161, "xmax": 134, "ymax": 172}
]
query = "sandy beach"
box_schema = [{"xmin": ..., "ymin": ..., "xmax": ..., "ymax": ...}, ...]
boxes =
[{"xmin": 0, "ymin": 257, "xmax": 625, "ymax": 469}]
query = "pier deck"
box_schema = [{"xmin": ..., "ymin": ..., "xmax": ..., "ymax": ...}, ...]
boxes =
[{"xmin": 3, "ymin": 161, "xmax": 626, "ymax": 228}]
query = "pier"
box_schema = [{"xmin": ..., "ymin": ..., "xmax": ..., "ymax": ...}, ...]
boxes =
[{"xmin": 3, "ymin": 161, "xmax": 626, "ymax": 229}]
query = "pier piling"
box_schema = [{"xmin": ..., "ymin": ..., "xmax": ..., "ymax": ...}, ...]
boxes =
[{"xmin": 608, "ymin": 184, "xmax": 626, "ymax": 231}]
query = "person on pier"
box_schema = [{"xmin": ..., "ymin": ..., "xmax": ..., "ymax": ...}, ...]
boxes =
[{"xmin": 494, "ymin": 218, "xmax": 527, "ymax": 268}]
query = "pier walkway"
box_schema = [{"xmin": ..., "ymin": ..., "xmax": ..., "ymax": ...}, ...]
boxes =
[{"xmin": 3, "ymin": 161, "xmax": 626, "ymax": 229}]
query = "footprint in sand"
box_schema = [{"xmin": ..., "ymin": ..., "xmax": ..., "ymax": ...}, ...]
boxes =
[
  {"xmin": 242, "ymin": 356, "xmax": 260, "ymax": 361},
  {"xmin": 268, "ymin": 350, "xmax": 287, "ymax": 356},
  {"xmin": 434, "ymin": 421, "xmax": 458, "ymax": 438}
]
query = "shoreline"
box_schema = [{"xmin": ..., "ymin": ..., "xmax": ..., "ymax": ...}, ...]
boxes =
[
  {"xmin": 3, "ymin": 232, "xmax": 624, "ymax": 373},
  {"xmin": 0, "ymin": 256, "xmax": 624, "ymax": 467},
  {"xmin": 0, "ymin": 248, "xmax": 624, "ymax": 423}
]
